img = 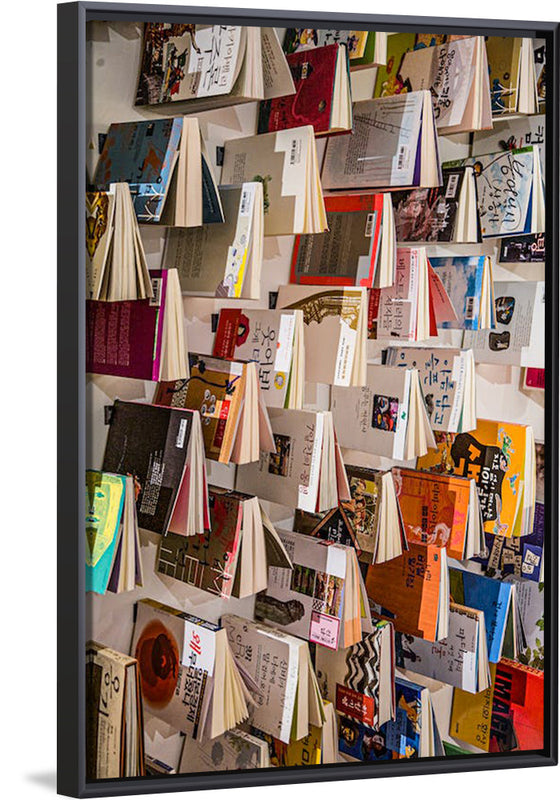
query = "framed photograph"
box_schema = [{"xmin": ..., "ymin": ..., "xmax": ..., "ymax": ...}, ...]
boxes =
[{"xmin": 58, "ymin": 3, "xmax": 558, "ymax": 796}]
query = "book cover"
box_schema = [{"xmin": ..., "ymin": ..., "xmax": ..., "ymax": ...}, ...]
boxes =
[
  {"xmin": 392, "ymin": 166, "xmax": 472, "ymax": 243},
  {"xmin": 255, "ymin": 530, "xmax": 350, "ymax": 650},
  {"xmin": 427, "ymin": 256, "xmax": 493, "ymax": 330},
  {"xmin": 392, "ymin": 467, "xmax": 472, "ymax": 560},
  {"xmin": 93, "ymin": 118, "xmax": 182, "ymax": 221},
  {"xmin": 417, "ymin": 420, "xmax": 531, "ymax": 538},
  {"xmin": 373, "ymin": 32, "xmax": 417, "ymax": 97},
  {"xmin": 85, "ymin": 471, "xmax": 126, "ymax": 594},
  {"xmin": 258, "ymin": 44, "xmax": 345, "ymax": 136},
  {"xmin": 365, "ymin": 543, "xmax": 445, "ymax": 641},
  {"xmin": 136, "ymin": 24, "xmax": 244, "ymax": 105},
  {"xmin": 290, "ymin": 194, "xmax": 384, "ymax": 287},
  {"xmin": 341, "ymin": 466, "xmax": 384, "ymax": 557},
  {"xmin": 102, "ymin": 400, "xmax": 194, "ymax": 536},
  {"xmin": 293, "ymin": 507, "xmax": 359, "ymax": 551},
  {"xmin": 322, "ymin": 93, "xmax": 428, "ymax": 191},
  {"xmin": 500, "ymin": 233, "xmax": 545, "ymax": 263},
  {"xmin": 156, "ymin": 488, "xmax": 244, "ymax": 597},
  {"xmin": 486, "ymin": 37, "xmax": 522, "ymax": 115},
  {"xmin": 449, "ymin": 569, "xmax": 513, "ymax": 663},
  {"xmin": 474, "ymin": 503, "xmax": 544, "ymax": 583},
  {"xmin": 86, "ymin": 271, "xmax": 167, "ymax": 380},
  {"xmin": 284, "ymin": 29, "xmax": 378, "ymax": 68},
  {"xmin": 463, "ymin": 281, "xmax": 544, "ymax": 366},
  {"xmin": 277, "ymin": 285, "xmax": 365, "ymax": 386},
  {"xmin": 213, "ymin": 308, "xmax": 298, "ymax": 408}
]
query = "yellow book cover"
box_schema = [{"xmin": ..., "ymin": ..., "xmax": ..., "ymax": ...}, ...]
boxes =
[
  {"xmin": 416, "ymin": 420, "xmax": 529, "ymax": 537},
  {"xmin": 486, "ymin": 36, "xmax": 522, "ymax": 115},
  {"xmin": 449, "ymin": 664, "xmax": 497, "ymax": 752},
  {"xmin": 373, "ymin": 32, "xmax": 416, "ymax": 97}
]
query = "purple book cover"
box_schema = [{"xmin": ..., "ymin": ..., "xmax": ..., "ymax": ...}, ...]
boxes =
[{"xmin": 86, "ymin": 270, "xmax": 167, "ymax": 380}]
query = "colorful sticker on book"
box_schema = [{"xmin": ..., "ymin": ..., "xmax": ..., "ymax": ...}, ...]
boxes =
[{"xmin": 309, "ymin": 611, "xmax": 340, "ymax": 649}]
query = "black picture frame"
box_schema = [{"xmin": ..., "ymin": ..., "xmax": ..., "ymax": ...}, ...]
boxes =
[{"xmin": 58, "ymin": 4, "xmax": 559, "ymax": 796}]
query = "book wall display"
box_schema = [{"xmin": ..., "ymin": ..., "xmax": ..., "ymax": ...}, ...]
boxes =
[{"xmin": 66, "ymin": 11, "xmax": 556, "ymax": 794}]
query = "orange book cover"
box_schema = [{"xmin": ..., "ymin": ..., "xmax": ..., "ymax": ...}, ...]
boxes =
[
  {"xmin": 365, "ymin": 543, "xmax": 444, "ymax": 641},
  {"xmin": 416, "ymin": 420, "xmax": 530, "ymax": 537},
  {"xmin": 392, "ymin": 467, "xmax": 471, "ymax": 560}
]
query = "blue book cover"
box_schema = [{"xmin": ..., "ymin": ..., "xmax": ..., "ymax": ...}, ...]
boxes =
[
  {"xmin": 93, "ymin": 118, "xmax": 183, "ymax": 222},
  {"xmin": 85, "ymin": 470, "xmax": 126, "ymax": 594},
  {"xmin": 473, "ymin": 502, "xmax": 544, "ymax": 582},
  {"xmin": 450, "ymin": 568, "xmax": 513, "ymax": 663},
  {"xmin": 428, "ymin": 256, "xmax": 495, "ymax": 331}
]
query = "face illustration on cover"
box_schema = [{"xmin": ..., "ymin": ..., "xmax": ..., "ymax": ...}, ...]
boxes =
[{"xmin": 135, "ymin": 619, "xmax": 180, "ymax": 708}]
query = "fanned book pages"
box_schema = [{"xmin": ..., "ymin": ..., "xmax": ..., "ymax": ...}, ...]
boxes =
[
  {"xmin": 321, "ymin": 91, "xmax": 442, "ymax": 191},
  {"xmin": 465, "ymin": 147, "xmax": 545, "ymax": 238},
  {"xmin": 86, "ymin": 183, "xmax": 151, "ymax": 301},
  {"xmin": 338, "ymin": 676, "xmax": 443, "ymax": 761},
  {"xmin": 162, "ymin": 183, "xmax": 264, "ymax": 299},
  {"xmin": 486, "ymin": 37, "xmax": 539, "ymax": 116},
  {"xmin": 86, "ymin": 642, "xmax": 145, "ymax": 780},
  {"xmin": 375, "ymin": 248, "xmax": 458, "ymax": 342},
  {"xmin": 427, "ymin": 256, "xmax": 496, "ymax": 331},
  {"xmin": 220, "ymin": 126, "xmax": 327, "ymax": 236},
  {"xmin": 331, "ymin": 363, "xmax": 436, "ymax": 461},
  {"xmin": 315, "ymin": 620, "xmax": 395, "ymax": 731},
  {"xmin": 450, "ymin": 660, "xmax": 543, "ymax": 753},
  {"xmin": 85, "ymin": 471, "xmax": 143, "ymax": 595},
  {"xmin": 342, "ymin": 465, "xmax": 404, "ymax": 565},
  {"xmin": 462, "ymin": 281, "xmax": 545, "ymax": 368},
  {"xmin": 258, "ymin": 44, "xmax": 352, "ymax": 137},
  {"xmin": 222, "ymin": 614, "xmax": 326, "ymax": 743},
  {"xmin": 153, "ymin": 353, "xmax": 275, "ymax": 465},
  {"xmin": 392, "ymin": 165, "xmax": 480, "ymax": 244},
  {"xmin": 102, "ymin": 400, "xmax": 209, "ymax": 537},
  {"xmin": 391, "ymin": 467, "xmax": 484, "ymax": 560},
  {"xmin": 398, "ymin": 37, "xmax": 492, "ymax": 133},
  {"xmin": 131, "ymin": 599, "xmax": 251, "ymax": 741},
  {"xmin": 395, "ymin": 603, "xmax": 491, "ymax": 693},
  {"xmin": 92, "ymin": 116, "xmax": 223, "ymax": 226},
  {"xmin": 449, "ymin": 569, "xmax": 518, "ymax": 664},
  {"xmin": 213, "ymin": 307, "xmax": 305, "ymax": 410},
  {"xmin": 86, "ymin": 269, "xmax": 188, "ymax": 381},
  {"xmin": 156, "ymin": 487, "xmax": 292, "ymax": 599},
  {"xmin": 276, "ymin": 285, "xmax": 367, "ymax": 386},
  {"xmin": 283, "ymin": 29, "xmax": 387, "ymax": 70},
  {"xmin": 365, "ymin": 543, "xmax": 450, "ymax": 642},
  {"xmin": 290, "ymin": 193, "xmax": 396, "ymax": 289},
  {"xmin": 179, "ymin": 729, "xmax": 271, "ymax": 773},
  {"xmin": 136, "ymin": 25, "xmax": 295, "ymax": 109},
  {"xmin": 254, "ymin": 529, "xmax": 370, "ymax": 650},
  {"xmin": 236, "ymin": 408, "xmax": 351, "ymax": 513},
  {"xmin": 384, "ymin": 346, "xmax": 477, "ymax": 433},
  {"xmin": 417, "ymin": 420, "xmax": 536, "ymax": 538}
]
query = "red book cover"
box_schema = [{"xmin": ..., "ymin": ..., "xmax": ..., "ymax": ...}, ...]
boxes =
[
  {"xmin": 490, "ymin": 659, "xmax": 544, "ymax": 752},
  {"xmin": 212, "ymin": 308, "xmax": 244, "ymax": 359},
  {"xmin": 290, "ymin": 194, "xmax": 384, "ymax": 287},
  {"xmin": 86, "ymin": 270, "xmax": 167, "ymax": 380},
  {"xmin": 524, "ymin": 367, "xmax": 545, "ymax": 390},
  {"xmin": 258, "ymin": 44, "xmax": 342, "ymax": 136}
]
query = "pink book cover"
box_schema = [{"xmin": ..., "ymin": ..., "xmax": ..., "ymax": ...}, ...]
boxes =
[{"xmin": 86, "ymin": 270, "xmax": 167, "ymax": 380}]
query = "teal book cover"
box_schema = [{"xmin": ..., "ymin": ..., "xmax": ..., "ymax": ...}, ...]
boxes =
[{"xmin": 85, "ymin": 470, "xmax": 126, "ymax": 594}]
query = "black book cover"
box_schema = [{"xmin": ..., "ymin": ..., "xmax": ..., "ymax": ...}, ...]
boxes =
[{"xmin": 102, "ymin": 400, "xmax": 193, "ymax": 535}]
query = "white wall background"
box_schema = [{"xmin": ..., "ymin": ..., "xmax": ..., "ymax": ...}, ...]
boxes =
[{"xmin": 1, "ymin": 0, "xmax": 556, "ymax": 799}]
